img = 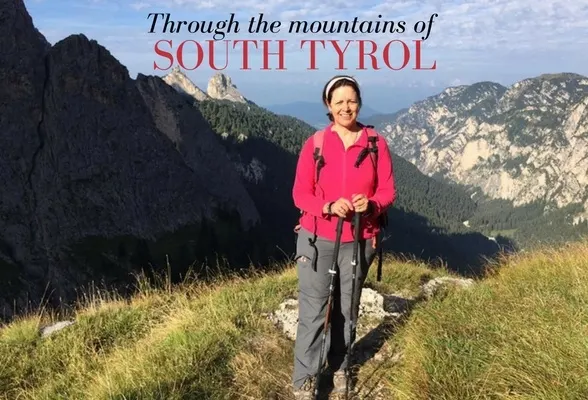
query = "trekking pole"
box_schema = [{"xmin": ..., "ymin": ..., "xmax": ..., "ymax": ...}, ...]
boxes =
[
  {"xmin": 346, "ymin": 211, "xmax": 362, "ymax": 399},
  {"xmin": 314, "ymin": 216, "xmax": 344, "ymax": 400}
]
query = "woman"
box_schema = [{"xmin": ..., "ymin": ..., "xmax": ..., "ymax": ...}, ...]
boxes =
[{"xmin": 291, "ymin": 75, "xmax": 396, "ymax": 399}]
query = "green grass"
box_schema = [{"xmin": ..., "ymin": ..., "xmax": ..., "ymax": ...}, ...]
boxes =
[
  {"xmin": 387, "ymin": 240, "xmax": 588, "ymax": 399},
  {"xmin": 0, "ymin": 264, "xmax": 299, "ymax": 399},
  {"xmin": 1, "ymin": 241, "xmax": 588, "ymax": 399},
  {"xmin": 0, "ymin": 254, "xmax": 446, "ymax": 400}
]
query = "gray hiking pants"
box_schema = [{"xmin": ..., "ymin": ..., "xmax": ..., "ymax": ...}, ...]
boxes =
[{"xmin": 292, "ymin": 227, "xmax": 378, "ymax": 389}]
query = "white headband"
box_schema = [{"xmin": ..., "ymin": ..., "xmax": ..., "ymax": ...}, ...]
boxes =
[{"xmin": 325, "ymin": 76, "xmax": 358, "ymax": 98}]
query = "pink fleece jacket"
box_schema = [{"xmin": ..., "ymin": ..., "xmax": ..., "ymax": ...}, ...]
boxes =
[{"xmin": 292, "ymin": 123, "xmax": 397, "ymax": 243}]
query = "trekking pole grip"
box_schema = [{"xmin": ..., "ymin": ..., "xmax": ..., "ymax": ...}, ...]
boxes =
[{"xmin": 336, "ymin": 215, "xmax": 344, "ymax": 233}]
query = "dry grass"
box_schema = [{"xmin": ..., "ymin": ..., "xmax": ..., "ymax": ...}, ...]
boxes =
[
  {"xmin": 0, "ymin": 264, "xmax": 298, "ymax": 399},
  {"xmin": 2, "ymin": 240, "xmax": 587, "ymax": 399},
  {"xmin": 386, "ymin": 240, "xmax": 588, "ymax": 399}
]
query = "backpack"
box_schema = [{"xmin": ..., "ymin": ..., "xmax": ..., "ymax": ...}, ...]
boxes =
[{"xmin": 298, "ymin": 122, "xmax": 387, "ymax": 282}]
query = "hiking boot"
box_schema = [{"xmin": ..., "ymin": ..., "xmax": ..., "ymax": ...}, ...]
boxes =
[{"xmin": 293, "ymin": 377, "xmax": 315, "ymax": 400}]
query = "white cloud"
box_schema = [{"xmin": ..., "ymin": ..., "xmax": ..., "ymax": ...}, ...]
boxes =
[
  {"xmin": 41, "ymin": 0, "xmax": 588, "ymax": 53},
  {"xmin": 108, "ymin": 0, "xmax": 588, "ymax": 58},
  {"xmin": 130, "ymin": 2, "xmax": 151, "ymax": 10},
  {"xmin": 24, "ymin": 0, "xmax": 588, "ymax": 104}
]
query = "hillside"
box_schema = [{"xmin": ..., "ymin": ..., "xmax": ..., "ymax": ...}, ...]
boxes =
[
  {"xmin": 389, "ymin": 239, "xmax": 588, "ymax": 399},
  {"xmin": 1, "ymin": 240, "xmax": 587, "ymax": 399},
  {"xmin": 365, "ymin": 74, "xmax": 588, "ymax": 247},
  {"xmin": 191, "ymin": 97, "xmax": 315, "ymax": 264}
]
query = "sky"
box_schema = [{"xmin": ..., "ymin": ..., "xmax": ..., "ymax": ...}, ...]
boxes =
[{"xmin": 24, "ymin": 0, "xmax": 588, "ymax": 113}]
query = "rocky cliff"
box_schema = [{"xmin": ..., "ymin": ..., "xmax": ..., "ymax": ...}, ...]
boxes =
[
  {"xmin": 0, "ymin": 0, "xmax": 261, "ymax": 319},
  {"xmin": 162, "ymin": 68, "xmax": 250, "ymax": 105},
  {"xmin": 207, "ymin": 72, "xmax": 249, "ymax": 103},
  {"xmin": 162, "ymin": 66, "xmax": 210, "ymax": 101},
  {"xmin": 373, "ymin": 73, "xmax": 588, "ymax": 221}
]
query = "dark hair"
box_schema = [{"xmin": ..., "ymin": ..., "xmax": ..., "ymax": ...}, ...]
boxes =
[{"xmin": 322, "ymin": 75, "xmax": 362, "ymax": 121}]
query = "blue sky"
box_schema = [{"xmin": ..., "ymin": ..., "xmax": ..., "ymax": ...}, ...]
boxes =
[{"xmin": 24, "ymin": 0, "xmax": 588, "ymax": 113}]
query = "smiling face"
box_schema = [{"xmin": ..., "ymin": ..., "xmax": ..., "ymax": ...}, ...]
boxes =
[{"xmin": 327, "ymin": 85, "xmax": 360, "ymax": 129}]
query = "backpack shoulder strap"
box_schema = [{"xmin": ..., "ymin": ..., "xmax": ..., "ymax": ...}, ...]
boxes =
[
  {"xmin": 364, "ymin": 124, "xmax": 379, "ymax": 145},
  {"xmin": 312, "ymin": 130, "xmax": 325, "ymax": 182},
  {"xmin": 364, "ymin": 126, "xmax": 378, "ymax": 141},
  {"xmin": 365, "ymin": 125, "xmax": 379, "ymax": 167},
  {"xmin": 354, "ymin": 123, "xmax": 379, "ymax": 169},
  {"xmin": 313, "ymin": 130, "xmax": 325, "ymax": 156}
]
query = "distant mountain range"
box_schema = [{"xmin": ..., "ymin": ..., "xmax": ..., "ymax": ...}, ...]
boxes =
[
  {"xmin": 365, "ymin": 73, "xmax": 588, "ymax": 220},
  {"xmin": 362, "ymin": 72, "xmax": 588, "ymax": 245}
]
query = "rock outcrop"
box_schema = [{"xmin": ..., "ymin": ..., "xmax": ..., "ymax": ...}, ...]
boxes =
[
  {"xmin": 267, "ymin": 278, "xmax": 475, "ymax": 343},
  {"xmin": 161, "ymin": 69, "xmax": 251, "ymax": 105},
  {"xmin": 266, "ymin": 278, "xmax": 475, "ymax": 399},
  {"xmin": 207, "ymin": 72, "xmax": 248, "ymax": 103},
  {"xmin": 0, "ymin": 0, "xmax": 261, "ymax": 320},
  {"xmin": 162, "ymin": 66, "xmax": 209, "ymax": 101}
]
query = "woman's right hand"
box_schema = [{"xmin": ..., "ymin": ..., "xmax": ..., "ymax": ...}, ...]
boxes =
[{"xmin": 326, "ymin": 198, "xmax": 354, "ymax": 217}]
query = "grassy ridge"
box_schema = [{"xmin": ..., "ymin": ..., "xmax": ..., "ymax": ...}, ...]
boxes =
[
  {"xmin": 0, "ymin": 265, "xmax": 298, "ymax": 399},
  {"xmin": 0, "ymin": 257, "xmax": 445, "ymax": 399},
  {"xmin": 2, "ymin": 241, "xmax": 588, "ymax": 399},
  {"xmin": 388, "ymin": 240, "xmax": 588, "ymax": 399}
]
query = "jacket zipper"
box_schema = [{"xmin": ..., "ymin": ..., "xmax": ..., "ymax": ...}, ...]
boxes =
[{"xmin": 343, "ymin": 150, "xmax": 347, "ymax": 196}]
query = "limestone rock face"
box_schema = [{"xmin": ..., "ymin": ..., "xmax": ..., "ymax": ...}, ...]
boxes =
[
  {"xmin": 207, "ymin": 72, "xmax": 248, "ymax": 103},
  {"xmin": 374, "ymin": 74, "xmax": 588, "ymax": 222},
  {"xmin": 0, "ymin": 0, "xmax": 260, "ymax": 319},
  {"xmin": 162, "ymin": 66, "xmax": 209, "ymax": 102}
]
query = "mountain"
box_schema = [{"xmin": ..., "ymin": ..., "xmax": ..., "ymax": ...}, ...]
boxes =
[
  {"xmin": 365, "ymin": 74, "xmax": 588, "ymax": 245},
  {"xmin": 182, "ymin": 98, "xmax": 316, "ymax": 264},
  {"xmin": 0, "ymin": 0, "xmax": 265, "ymax": 319},
  {"xmin": 266, "ymin": 101, "xmax": 383, "ymax": 128}
]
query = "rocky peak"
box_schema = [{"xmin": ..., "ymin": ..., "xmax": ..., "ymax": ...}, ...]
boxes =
[
  {"xmin": 207, "ymin": 72, "xmax": 247, "ymax": 103},
  {"xmin": 162, "ymin": 66, "xmax": 209, "ymax": 101},
  {"xmin": 497, "ymin": 72, "xmax": 588, "ymax": 114},
  {"xmin": 437, "ymin": 81, "xmax": 506, "ymax": 108}
]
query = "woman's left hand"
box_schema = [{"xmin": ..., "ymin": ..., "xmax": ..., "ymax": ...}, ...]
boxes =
[{"xmin": 351, "ymin": 193, "xmax": 369, "ymax": 213}]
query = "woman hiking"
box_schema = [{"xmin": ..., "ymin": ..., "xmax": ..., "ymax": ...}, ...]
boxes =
[{"xmin": 291, "ymin": 75, "xmax": 397, "ymax": 399}]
